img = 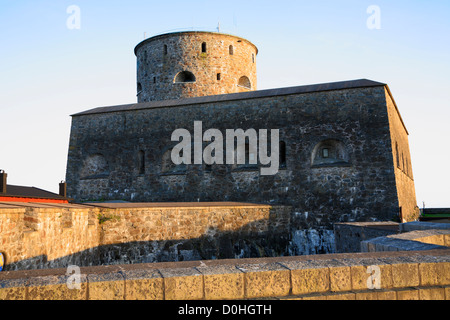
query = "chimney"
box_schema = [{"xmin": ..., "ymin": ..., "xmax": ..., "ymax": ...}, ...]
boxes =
[
  {"xmin": 59, "ymin": 181, "xmax": 67, "ymax": 198},
  {"xmin": 0, "ymin": 170, "xmax": 7, "ymax": 194}
]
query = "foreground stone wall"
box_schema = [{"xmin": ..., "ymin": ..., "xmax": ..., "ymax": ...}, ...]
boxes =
[
  {"xmin": 0, "ymin": 202, "xmax": 290, "ymax": 271},
  {"xmin": 0, "ymin": 203, "xmax": 99, "ymax": 271},
  {"xmin": 1, "ymin": 249, "xmax": 448, "ymax": 300}
]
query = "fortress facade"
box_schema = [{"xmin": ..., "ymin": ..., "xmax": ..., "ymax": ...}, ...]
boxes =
[{"xmin": 65, "ymin": 31, "xmax": 419, "ymax": 255}]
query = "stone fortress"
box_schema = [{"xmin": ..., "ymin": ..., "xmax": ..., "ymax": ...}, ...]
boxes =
[
  {"xmin": 66, "ymin": 31, "xmax": 418, "ymax": 252},
  {"xmin": 2, "ymin": 31, "xmax": 449, "ymax": 301}
]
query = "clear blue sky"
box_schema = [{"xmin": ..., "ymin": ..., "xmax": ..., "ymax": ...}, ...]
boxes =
[{"xmin": 1, "ymin": 0, "xmax": 449, "ymax": 207}]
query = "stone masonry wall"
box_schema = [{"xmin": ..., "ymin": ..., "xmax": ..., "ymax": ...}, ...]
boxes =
[{"xmin": 0, "ymin": 202, "xmax": 290, "ymax": 271}]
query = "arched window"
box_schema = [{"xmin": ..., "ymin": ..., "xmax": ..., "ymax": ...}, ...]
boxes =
[
  {"xmin": 174, "ymin": 71, "xmax": 196, "ymax": 83},
  {"xmin": 238, "ymin": 76, "xmax": 251, "ymax": 89},
  {"xmin": 138, "ymin": 150, "xmax": 145, "ymax": 174},
  {"xmin": 229, "ymin": 45, "xmax": 234, "ymax": 55},
  {"xmin": 311, "ymin": 139, "xmax": 350, "ymax": 167},
  {"xmin": 201, "ymin": 42, "xmax": 207, "ymax": 53}
]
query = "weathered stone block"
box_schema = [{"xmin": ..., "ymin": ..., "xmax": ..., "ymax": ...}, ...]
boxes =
[
  {"xmin": 376, "ymin": 290, "xmax": 397, "ymax": 300},
  {"xmin": 419, "ymin": 288, "xmax": 445, "ymax": 300},
  {"xmin": 237, "ymin": 262, "xmax": 290, "ymax": 299},
  {"xmin": 87, "ymin": 272, "xmax": 124, "ymax": 300},
  {"xmin": 396, "ymin": 288, "xmax": 420, "ymax": 300},
  {"xmin": 159, "ymin": 267, "xmax": 203, "ymax": 300},
  {"xmin": 280, "ymin": 260, "xmax": 330, "ymax": 295},
  {"xmin": 341, "ymin": 258, "xmax": 393, "ymax": 290},
  {"xmin": 196, "ymin": 265, "xmax": 244, "ymax": 300},
  {"xmin": 319, "ymin": 259, "xmax": 352, "ymax": 292},
  {"xmin": 121, "ymin": 268, "xmax": 164, "ymax": 300},
  {"xmin": 419, "ymin": 262, "xmax": 446, "ymax": 287},
  {"xmin": 381, "ymin": 257, "xmax": 420, "ymax": 288}
]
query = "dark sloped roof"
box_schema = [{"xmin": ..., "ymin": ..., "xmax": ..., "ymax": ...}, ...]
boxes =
[
  {"xmin": 2, "ymin": 185, "xmax": 67, "ymax": 200},
  {"xmin": 72, "ymin": 79, "xmax": 387, "ymax": 117}
]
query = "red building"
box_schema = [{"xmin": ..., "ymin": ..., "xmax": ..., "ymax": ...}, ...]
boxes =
[{"xmin": 0, "ymin": 170, "xmax": 69, "ymax": 204}]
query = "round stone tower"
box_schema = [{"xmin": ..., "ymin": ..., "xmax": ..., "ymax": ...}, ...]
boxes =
[{"xmin": 134, "ymin": 31, "xmax": 258, "ymax": 103}]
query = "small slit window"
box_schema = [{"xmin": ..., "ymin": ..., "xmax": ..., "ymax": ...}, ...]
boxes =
[
  {"xmin": 280, "ymin": 141, "xmax": 287, "ymax": 168},
  {"xmin": 138, "ymin": 150, "xmax": 145, "ymax": 174},
  {"xmin": 217, "ymin": 73, "xmax": 221, "ymax": 81},
  {"xmin": 202, "ymin": 42, "xmax": 207, "ymax": 53},
  {"xmin": 229, "ymin": 45, "xmax": 234, "ymax": 55},
  {"xmin": 252, "ymin": 53, "xmax": 255, "ymax": 63},
  {"xmin": 406, "ymin": 157, "xmax": 409, "ymax": 176},
  {"xmin": 174, "ymin": 71, "xmax": 196, "ymax": 83},
  {"xmin": 396, "ymin": 142, "xmax": 400, "ymax": 168},
  {"xmin": 164, "ymin": 44, "xmax": 168, "ymax": 55},
  {"xmin": 137, "ymin": 82, "xmax": 142, "ymax": 93},
  {"xmin": 402, "ymin": 153, "xmax": 405, "ymax": 172}
]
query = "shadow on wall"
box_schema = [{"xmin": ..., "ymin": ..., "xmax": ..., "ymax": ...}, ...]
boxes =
[{"xmin": 3, "ymin": 219, "xmax": 291, "ymax": 272}]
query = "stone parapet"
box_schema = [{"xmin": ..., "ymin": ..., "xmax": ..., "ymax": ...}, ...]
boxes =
[
  {"xmin": 0, "ymin": 202, "xmax": 291, "ymax": 271},
  {"xmin": 400, "ymin": 221, "xmax": 450, "ymax": 232},
  {"xmin": 361, "ymin": 229, "xmax": 450, "ymax": 253},
  {"xmin": 1, "ymin": 249, "xmax": 449, "ymax": 300}
]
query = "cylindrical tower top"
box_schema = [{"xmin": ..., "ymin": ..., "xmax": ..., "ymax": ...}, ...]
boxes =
[{"xmin": 134, "ymin": 31, "xmax": 258, "ymax": 103}]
